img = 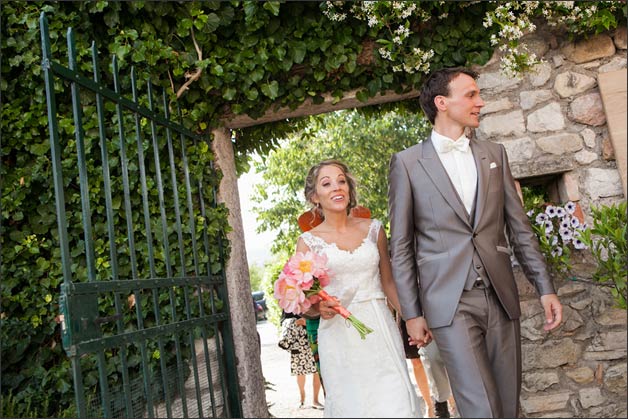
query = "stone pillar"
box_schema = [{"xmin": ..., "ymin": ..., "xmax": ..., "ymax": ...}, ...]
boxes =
[
  {"xmin": 598, "ymin": 69, "xmax": 627, "ymax": 199},
  {"xmin": 211, "ymin": 127, "xmax": 269, "ymax": 418}
]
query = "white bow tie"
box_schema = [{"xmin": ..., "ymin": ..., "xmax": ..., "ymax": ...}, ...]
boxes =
[{"xmin": 439, "ymin": 138, "xmax": 469, "ymax": 154}]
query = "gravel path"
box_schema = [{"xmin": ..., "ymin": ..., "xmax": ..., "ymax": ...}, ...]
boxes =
[{"xmin": 258, "ymin": 320, "xmax": 324, "ymax": 419}]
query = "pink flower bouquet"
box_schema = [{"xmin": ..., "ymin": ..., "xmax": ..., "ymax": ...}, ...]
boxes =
[{"xmin": 274, "ymin": 251, "xmax": 373, "ymax": 339}]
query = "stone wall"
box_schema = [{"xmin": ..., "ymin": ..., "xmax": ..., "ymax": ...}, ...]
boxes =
[{"xmin": 475, "ymin": 26, "xmax": 627, "ymax": 418}]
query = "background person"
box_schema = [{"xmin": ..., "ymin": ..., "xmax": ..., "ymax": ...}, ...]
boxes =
[{"xmin": 278, "ymin": 311, "xmax": 323, "ymax": 409}]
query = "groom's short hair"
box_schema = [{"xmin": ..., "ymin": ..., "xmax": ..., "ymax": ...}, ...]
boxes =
[{"xmin": 419, "ymin": 67, "xmax": 479, "ymax": 125}]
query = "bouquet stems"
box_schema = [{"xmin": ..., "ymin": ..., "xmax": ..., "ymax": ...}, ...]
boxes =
[{"xmin": 317, "ymin": 290, "xmax": 374, "ymax": 340}]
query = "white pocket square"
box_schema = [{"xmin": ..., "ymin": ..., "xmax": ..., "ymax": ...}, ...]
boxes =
[{"xmin": 490, "ymin": 162, "xmax": 497, "ymax": 169}]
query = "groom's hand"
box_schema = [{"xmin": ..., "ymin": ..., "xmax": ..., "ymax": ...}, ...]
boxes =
[
  {"xmin": 540, "ymin": 293, "xmax": 562, "ymax": 331},
  {"xmin": 406, "ymin": 316, "xmax": 432, "ymax": 348}
]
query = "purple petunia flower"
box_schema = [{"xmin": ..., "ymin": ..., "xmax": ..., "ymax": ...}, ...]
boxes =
[
  {"xmin": 527, "ymin": 209, "xmax": 535, "ymax": 217},
  {"xmin": 551, "ymin": 246, "xmax": 563, "ymax": 257},
  {"xmin": 565, "ymin": 201, "xmax": 576, "ymax": 214},
  {"xmin": 536, "ymin": 213, "xmax": 549, "ymax": 225},
  {"xmin": 559, "ymin": 228, "xmax": 573, "ymax": 242},
  {"xmin": 560, "ymin": 217, "xmax": 571, "ymax": 230},
  {"xmin": 570, "ymin": 217, "xmax": 580, "ymax": 228},
  {"xmin": 555, "ymin": 207, "xmax": 566, "ymax": 218},
  {"xmin": 573, "ymin": 238, "xmax": 587, "ymax": 250},
  {"xmin": 544, "ymin": 220, "xmax": 554, "ymax": 234},
  {"xmin": 545, "ymin": 205, "xmax": 558, "ymax": 218}
]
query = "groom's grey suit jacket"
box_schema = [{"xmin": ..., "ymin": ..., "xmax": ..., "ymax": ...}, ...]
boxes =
[{"xmin": 388, "ymin": 138, "xmax": 555, "ymax": 329}]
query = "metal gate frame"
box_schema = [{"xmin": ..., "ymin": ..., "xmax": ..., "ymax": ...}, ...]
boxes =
[{"xmin": 40, "ymin": 13, "xmax": 241, "ymax": 418}]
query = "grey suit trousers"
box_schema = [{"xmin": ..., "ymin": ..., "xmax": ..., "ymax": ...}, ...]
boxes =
[
  {"xmin": 430, "ymin": 286, "xmax": 521, "ymax": 418},
  {"xmin": 419, "ymin": 341, "xmax": 452, "ymax": 403}
]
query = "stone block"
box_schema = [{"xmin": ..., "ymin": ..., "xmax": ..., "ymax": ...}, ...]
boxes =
[
  {"xmin": 510, "ymin": 157, "xmax": 574, "ymax": 180},
  {"xmin": 561, "ymin": 305, "xmax": 585, "ymax": 333},
  {"xmin": 569, "ymin": 93, "xmax": 606, "ymax": 126},
  {"xmin": 566, "ymin": 366, "xmax": 595, "ymax": 384},
  {"xmin": 575, "ymin": 150, "xmax": 598, "ymax": 164},
  {"xmin": 599, "ymin": 56, "xmax": 627, "ymax": 73},
  {"xmin": 595, "ymin": 308, "xmax": 627, "ymax": 326},
  {"xmin": 496, "ymin": 137, "xmax": 535, "ymax": 163},
  {"xmin": 580, "ymin": 128, "xmax": 597, "ymax": 148},
  {"xmin": 479, "ymin": 110, "xmax": 525, "ymax": 137},
  {"xmin": 528, "ymin": 61, "xmax": 553, "ymax": 87},
  {"xmin": 569, "ymin": 297, "xmax": 592, "ymax": 311},
  {"xmin": 477, "ymin": 70, "xmax": 521, "ymax": 92},
  {"xmin": 587, "ymin": 331, "xmax": 628, "ymax": 352},
  {"xmin": 527, "ymin": 102, "xmax": 565, "ymax": 132},
  {"xmin": 557, "ymin": 172, "xmax": 581, "ymax": 202},
  {"xmin": 554, "ymin": 72, "xmax": 597, "ymax": 98},
  {"xmin": 480, "ymin": 98, "xmax": 513, "ymax": 115},
  {"xmin": 584, "ymin": 350, "xmax": 628, "ymax": 361},
  {"xmin": 584, "ymin": 168, "xmax": 623, "ymax": 199},
  {"xmin": 552, "ymin": 55, "xmax": 565, "ymax": 68},
  {"xmin": 522, "ymin": 34, "xmax": 550, "ymax": 58},
  {"xmin": 579, "ymin": 387, "xmax": 605, "ymax": 408},
  {"xmin": 589, "ymin": 403, "xmax": 622, "ymax": 418},
  {"xmin": 564, "ymin": 34, "xmax": 616, "ymax": 63},
  {"xmin": 557, "ymin": 282, "xmax": 587, "ymax": 297},
  {"xmin": 604, "ymin": 363, "xmax": 627, "ymax": 394},
  {"xmin": 520, "ymin": 89, "xmax": 553, "ymax": 110},
  {"xmin": 520, "ymin": 392, "xmax": 571, "ymax": 414},
  {"xmin": 602, "ymin": 137, "xmax": 615, "ymax": 160},
  {"xmin": 536, "ymin": 133, "xmax": 583, "ymax": 155},
  {"xmin": 523, "ymin": 339, "xmax": 581, "ymax": 370},
  {"xmin": 523, "ymin": 372, "xmax": 560, "ymax": 392}
]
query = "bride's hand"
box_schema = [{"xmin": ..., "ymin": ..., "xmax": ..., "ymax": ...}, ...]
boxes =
[{"xmin": 319, "ymin": 296, "xmax": 340, "ymax": 320}]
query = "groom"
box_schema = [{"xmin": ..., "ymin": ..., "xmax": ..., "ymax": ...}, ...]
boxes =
[{"xmin": 387, "ymin": 67, "xmax": 562, "ymax": 418}]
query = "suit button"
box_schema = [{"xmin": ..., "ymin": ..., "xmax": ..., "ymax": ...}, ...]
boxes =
[
  {"xmin": 475, "ymin": 265, "xmax": 482, "ymax": 270},
  {"xmin": 472, "ymin": 233, "xmax": 478, "ymax": 238}
]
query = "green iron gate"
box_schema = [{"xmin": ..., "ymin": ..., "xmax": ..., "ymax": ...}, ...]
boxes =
[{"xmin": 40, "ymin": 13, "xmax": 241, "ymax": 418}]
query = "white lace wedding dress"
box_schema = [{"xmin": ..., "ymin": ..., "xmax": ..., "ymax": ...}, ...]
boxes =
[{"xmin": 301, "ymin": 219, "xmax": 421, "ymax": 418}]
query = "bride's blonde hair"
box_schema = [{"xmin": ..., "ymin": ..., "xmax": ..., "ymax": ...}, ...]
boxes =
[{"xmin": 304, "ymin": 159, "xmax": 358, "ymax": 219}]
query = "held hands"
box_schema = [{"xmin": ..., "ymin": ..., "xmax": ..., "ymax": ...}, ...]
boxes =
[
  {"xmin": 540, "ymin": 293, "xmax": 563, "ymax": 331},
  {"xmin": 406, "ymin": 316, "xmax": 432, "ymax": 348}
]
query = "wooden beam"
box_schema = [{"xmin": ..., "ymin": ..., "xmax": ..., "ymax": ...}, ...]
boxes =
[{"xmin": 221, "ymin": 88, "xmax": 421, "ymax": 129}]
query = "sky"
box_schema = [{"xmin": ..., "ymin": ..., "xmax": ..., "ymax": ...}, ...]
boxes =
[{"xmin": 237, "ymin": 169, "xmax": 277, "ymax": 267}]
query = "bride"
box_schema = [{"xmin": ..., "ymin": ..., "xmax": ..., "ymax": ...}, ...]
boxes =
[{"xmin": 297, "ymin": 159, "xmax": 423, "ymax": 418}]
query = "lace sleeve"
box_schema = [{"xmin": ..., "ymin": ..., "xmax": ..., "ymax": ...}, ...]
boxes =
[
  {"xmin": 368, "ymin": 219, "xmax": 382, "ymax": 244},
  {"xmin": 300, "ymin": 232, "xmax": 325, "ymax": 254}
]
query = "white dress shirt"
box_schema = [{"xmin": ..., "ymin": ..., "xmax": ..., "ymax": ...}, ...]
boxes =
[{"xmin": 431, "ymin": 130, "xmax": 478, "ymax": 215}]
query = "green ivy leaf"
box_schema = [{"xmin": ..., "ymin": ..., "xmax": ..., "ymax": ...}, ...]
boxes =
[
  {"xmin": 222, "ymin": 87, "xmax": 236, "ymax": 100},
  {"xmin": 260, "ymin": 81, "xmax": 279, "ymax": 99}
]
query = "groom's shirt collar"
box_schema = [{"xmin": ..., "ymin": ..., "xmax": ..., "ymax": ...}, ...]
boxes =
[{"xmin": 430, "ymin": 130, "xmax": 470, "ymax": 154}]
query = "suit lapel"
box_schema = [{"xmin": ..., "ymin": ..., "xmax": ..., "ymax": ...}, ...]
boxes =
[
  {"xmin": 417, "ymin": 139, "xmax": 471, "ymax": 228},
  {"xmin": 471, "ymin": 140, "xmax": 490, "ymax": 229}
]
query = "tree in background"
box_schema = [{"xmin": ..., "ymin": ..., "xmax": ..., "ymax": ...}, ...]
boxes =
[{"xmin": 248, "ymin": 263, "xmax": 265, "ymax": 292}]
